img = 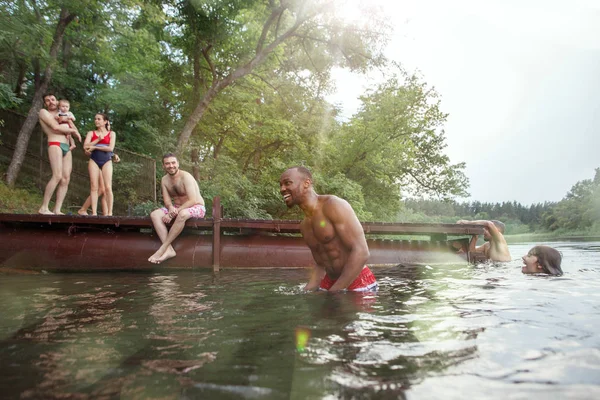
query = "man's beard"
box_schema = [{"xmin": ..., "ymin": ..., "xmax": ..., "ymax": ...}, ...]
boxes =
[{"xmin": 167, "ymin": 168, "xmax": 178, "ymax": 175}]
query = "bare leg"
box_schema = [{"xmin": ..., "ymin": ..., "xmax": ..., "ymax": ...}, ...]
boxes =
[
  {"xmin": 88, "ymin": 160, "xmax": 101, "ymax": 216},
  {"xmin": 148, "ymin": 209, "xmax": 175, "ymax": 263},
  {"xmin": 39, "ymin": 146, "xmax": 63, "ymax": 214},
  {"xmin": 148, "ymin": 209, "xmax": 191, "ymax": 264},
  {"xmin": 78, "ymin": 174, "xmax": 106, "ymax": 215},
  {"xmin": 53, "ymin": 150, "xmax": 72, "ymax": 215},
  {"xmin": 102, "ymin": 161, "xmax": 113, "ymax": 216},
  {"xmin": 78, "ymin": 196, "xmax": 91, "ymax": 215},
  {"xmin": 98, "ymin": 173, "xmax": 108, "ymax": 216}
]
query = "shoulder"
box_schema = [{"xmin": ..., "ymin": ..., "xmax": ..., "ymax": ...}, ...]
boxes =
[
  {"xmin": 320, "ymin": 195, "xmax": 354, "ymax": 219},
  {"xmin": 38, "ymin": 108, "xmax": 52, "ymax": 120},
  {"xmin": 180, "ymin": 170, "xmax": 196, "ymax": 181},
  {"xmin": 321, "ymin": 195, "xmax": 350, "ymax": 210}
]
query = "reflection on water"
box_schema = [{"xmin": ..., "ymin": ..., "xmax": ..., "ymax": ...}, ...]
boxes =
[{"xmin": 0, "ymin": 242, "xmax": 599, "ymax": 399}]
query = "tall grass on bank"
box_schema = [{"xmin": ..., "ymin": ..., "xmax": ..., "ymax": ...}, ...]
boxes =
[{"xmin": 0, "ymin": 179, "xmax": 43, "ymax": 214}]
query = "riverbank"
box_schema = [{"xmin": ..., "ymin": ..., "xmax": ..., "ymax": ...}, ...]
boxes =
[
  {"xmin": 0, "ymin": 180, "xmax": 42, "ymax": 214},
  {"xmin": 505, "ymin": 232, "xmax": 600, "ymax": 244}
]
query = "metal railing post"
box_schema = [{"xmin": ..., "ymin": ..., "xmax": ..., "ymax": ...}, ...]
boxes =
[{"xmin": 212, "ymin": 196, "xmax": 221, "ymax": 272}]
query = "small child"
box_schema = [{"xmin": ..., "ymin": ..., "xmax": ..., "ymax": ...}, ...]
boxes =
[
  {"xmin": 56, "ymin": 99, "xmax": 82, "ymax": 150},
  {"xmin": 521, "ymin": 245, "xmax": 563, "ymax": 276}
]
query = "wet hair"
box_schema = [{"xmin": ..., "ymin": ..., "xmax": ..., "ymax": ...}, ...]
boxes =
[
  {"xmin": 491, "ymin": 220, "xmax": 505, "ymax": 234},
  {"xmin": 96, "ymin": 113, "xmax": 110, "ymax": 130},
  {"xmin": 162, "ymin": 153, "xmax": 177, "ymax": 162},
  {"xmin": 288, "ymin": 166, "xmax": 313, "ymax": 183},
  {"xmin": 528, "ymin": 245, "xmax": 563, "ymax": 276}
]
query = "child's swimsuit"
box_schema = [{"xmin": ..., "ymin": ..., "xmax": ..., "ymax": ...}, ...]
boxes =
[
  {"xmin": 48, "ymin": 142, "xmax": 70, "ymax": 157},
  {"xmin": 318, "ymin": 266, "xmax": 378, "ymax": 292},
  {"xmin": 58, "ymin": 112, "xmax": 70, "ymax": 125},
  {"xmin": 90, "ymin": 131, "xmax": 113, "ymax": 169}
]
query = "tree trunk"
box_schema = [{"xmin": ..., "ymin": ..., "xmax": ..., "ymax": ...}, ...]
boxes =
[
  {"xmin": 191, "ymin": 148, "xmax": 199, "ymax": 180},
  {"xmin": 14, "ymin": 61, "xmax": 26, "ymax": 97},
  {"xmin": 175, "ymin": 85, "xmax": 220, "ymax": 155},
  {"xmin": 175, "ymin": 3, "xmax": 307, "ymax": 154},
  {"xmin": 5, "ymin": 8, "xmax": 75, "ymax": 186}
]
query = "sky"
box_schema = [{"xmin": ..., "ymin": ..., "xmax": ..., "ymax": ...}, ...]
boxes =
[{"xmin": 326, "ymin": 0, "xmax": 600, "ymax": 205}]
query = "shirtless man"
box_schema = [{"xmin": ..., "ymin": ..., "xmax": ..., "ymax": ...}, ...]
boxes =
[
  {"xmin": 457, "ymin": 219, "xmax": 511, "ymax": 262},
  {"xmin": 279, "ymin": 166, "xmax": 377, "ymax": 292},
  {"xmin": 38, "ymin": 93, "xmax": 81, "ymax": 215},
  {"xmin": 149, "ymin": 153, "xmax": 206, "ymax": 264}
]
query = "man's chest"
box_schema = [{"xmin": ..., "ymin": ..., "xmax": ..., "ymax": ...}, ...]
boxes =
[{"xmin": 301, "ymin": 217, "xmax": 336, "ymax": 246}]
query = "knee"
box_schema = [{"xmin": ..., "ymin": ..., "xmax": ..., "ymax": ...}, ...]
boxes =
[
  {"xmin": 50, "ymin": 173, "xmax": 62, "ymax": 183},
  {"xmin": 150, "ymin": 209, "xmax": 163, "ymax": 221},
  {"xmin": 176, "ymin": 210, "xmax": 191, "ymax": 222},
  {"xmin": 60, "ymin": 176, "xmax": 70, "ymax": 186}
]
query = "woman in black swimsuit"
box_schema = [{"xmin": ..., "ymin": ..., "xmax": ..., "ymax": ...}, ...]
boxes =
[{"xmin": 84, "ymin": 113, "xmax": 116, "ymax": 216}]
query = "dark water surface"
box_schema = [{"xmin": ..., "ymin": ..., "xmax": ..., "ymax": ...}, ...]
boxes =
[{"xmin": 1, "ymin": 242, "xmax": 599, "ymax": 399}]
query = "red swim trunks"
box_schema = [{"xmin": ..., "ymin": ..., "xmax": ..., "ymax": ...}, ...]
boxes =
[{"xmin": 319, "ymin": 266, "xmax": 378, "ymax": 292}]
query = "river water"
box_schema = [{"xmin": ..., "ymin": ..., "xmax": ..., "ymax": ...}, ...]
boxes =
[{"xmin": 0, "ymin": 241, "xmax": 599, "ymax": 399}]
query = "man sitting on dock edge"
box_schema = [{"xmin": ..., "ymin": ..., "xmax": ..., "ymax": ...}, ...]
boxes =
[{"xmin": 149, "ymin": 153, "xmax": 206, "ymax": 264}]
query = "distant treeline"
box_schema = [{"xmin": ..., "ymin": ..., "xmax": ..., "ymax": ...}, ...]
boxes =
[{"xmin": 402, "ymin": 168, "xmax": 600, "ymax": 235}]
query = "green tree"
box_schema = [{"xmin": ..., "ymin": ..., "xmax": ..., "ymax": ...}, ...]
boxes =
[
  {"xmin": 543, "ymin": 168, "xmax": 600, "ymax": 231},
  {"xmin": 322, "ymin": 69, "xmax": 469, "ymax": 220},
  {"xmin": 167, "ymin": 0, "xmax": 389, "ymax": 154},
  {"xmin": 2, "ymin": 2, "xmax": 77, "ymax": 185}
]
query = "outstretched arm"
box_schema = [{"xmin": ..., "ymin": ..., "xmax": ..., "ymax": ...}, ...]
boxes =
[
  {"xmin": 483, "ymin": 222, "xmax": 511, "ymax": 261},
  {"xmin": 458, "ymin": 220, "xmax": 510, "ymax": 261},
  {"xmin": 324, "ymin": 198, "xmax": 370, "ymax": 292}
]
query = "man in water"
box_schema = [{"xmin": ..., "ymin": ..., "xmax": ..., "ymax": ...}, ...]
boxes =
[
  {"xmin": 149, "ymin": 153, "xmax": 206, "ymax": 264},
  {"xmin": 38, "ymin": 93, "xmax": 81, "ymax": 215},
  {"xmin": 457, "ymin": 219, "xmax": 511, "ymax": 262},
  {"xmin": 279, "ymin": 166, "xmax": 377, "ymax": 291}
]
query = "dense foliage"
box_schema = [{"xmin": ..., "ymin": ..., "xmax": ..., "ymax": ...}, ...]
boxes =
[{"xmin": 1, "ymin": 0, "xmax": 469, "ymax": 219}]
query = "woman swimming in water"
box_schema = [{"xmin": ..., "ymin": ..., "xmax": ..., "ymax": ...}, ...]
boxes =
[{"xmin": 521, "ymin": 245, "xmax": 563, "ymax": 276}]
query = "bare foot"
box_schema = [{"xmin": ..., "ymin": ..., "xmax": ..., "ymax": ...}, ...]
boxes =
[
  {"xmin": 38, "ymin": 208, "xmax": 54, "ymax": 215},
  {"xmin": 149, "ymin": 247, "xmax": 176, "ymax": 264},
  {"xmin": 77, "ymin": 209, "xmax": 88, "ymax": 216},
  {"xmin": 54, "ymin": 211, "xmax": 65, "ymax": 215}
]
